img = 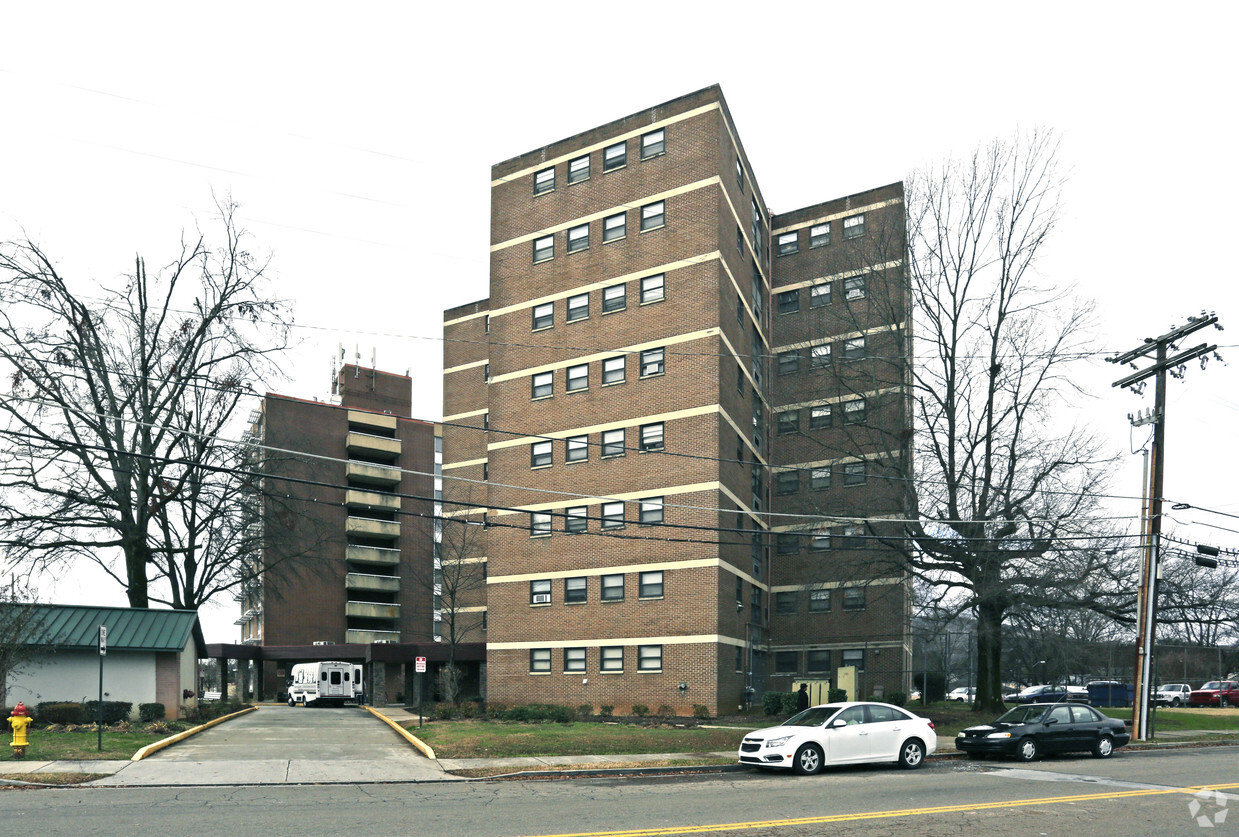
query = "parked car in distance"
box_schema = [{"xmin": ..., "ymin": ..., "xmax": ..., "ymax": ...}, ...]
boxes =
[
  {"xmin": 1188, "ymin": 681, "xmax": 1239, "ymax": 707},
  {"xmin": 738, "ymin": 701, "xmax": 937, "ymax": 775},
  {"xmin": 955, "ymin": 702, "xmax": 1130, "ymax": 761},
  {"xmin": 1086, "ymin": 680, "xmax": 1132, "ymax": 707},
  {"xmin": 1011, "ymin": 685, "xmax": 1089, "ymax": 704},
  {"xmin": 1156, "ymin": 683, "xmax": 1193, "ymax": 707},
  {"xmin": 948, "ymin": 686, "xmax": 976, "ymax": 702}
]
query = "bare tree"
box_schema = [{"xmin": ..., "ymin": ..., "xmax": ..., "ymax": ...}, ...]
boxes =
[
  {"xmin": 0, "ymin": 200, "xmax": 293, "ymax": 611},
  {"xmin": 0, "ymin": 578, "xmax": 49, "ymax": 705}
]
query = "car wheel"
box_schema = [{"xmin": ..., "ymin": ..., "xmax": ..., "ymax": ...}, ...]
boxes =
[
  {"xmin": 1016, "ymin": 737, "xmax": 1038, "ymax": 762},
  {"xmin": 898, "ymin": 739, "xmax": 926, "ymax": 769},
  {"xmin": 1221, "ymin": 697, "xmax": 1231, "ymax": 708},
  {"xmin": 1172, "ymin": 698, "xmax": 1182, "ymax": 707},
  {"xmin": 288, "ymin": 698, "xmax": 295, "ymax": 707},
  {"xmin": 1092, "ymin": 735, "xmax": 1114, "ymax": 759},
  {"xmin": 793, "ymin": 743, "xmax": 824, "ymax": 776}
]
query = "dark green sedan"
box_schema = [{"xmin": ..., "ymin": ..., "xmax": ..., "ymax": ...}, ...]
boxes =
[{"xmin": 955, "ymin": 702, "xmax": 1130, "ymax": 761}]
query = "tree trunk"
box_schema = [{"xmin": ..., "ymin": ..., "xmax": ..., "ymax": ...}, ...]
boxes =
[{"xmin": 976, "ymin": 598, "xmax": 1006, "ymax": 713}]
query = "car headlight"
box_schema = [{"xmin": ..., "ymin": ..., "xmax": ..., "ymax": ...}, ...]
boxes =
[
  {"xmin": 765, "ymin": 736, "xmax": 794, "ymax": 748},
  {"xmin": 986, "ymin": 732, "xmax": 1012, "ymax": 739}
]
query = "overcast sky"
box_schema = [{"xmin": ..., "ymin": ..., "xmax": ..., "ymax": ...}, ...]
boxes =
[{"xmin": 3, "ymin": 2, "xmax": 1236, "ymax": 642}]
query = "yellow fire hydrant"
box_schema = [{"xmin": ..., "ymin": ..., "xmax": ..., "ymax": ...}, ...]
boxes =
[{"xmin": 9, "ymin": 702, "xmax": 32, "ymax": 758}]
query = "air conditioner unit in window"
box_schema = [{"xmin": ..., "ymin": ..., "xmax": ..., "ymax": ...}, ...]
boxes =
[{"xmin": 532, "ymin": 594, "xmax": 551, "ymax": 604}]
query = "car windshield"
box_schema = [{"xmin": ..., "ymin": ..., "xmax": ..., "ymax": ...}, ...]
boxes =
[
  {"xmin": 995, "ymin": 706, "xmax": 1048, "ymax": 725},
  {"xmin": 1201, "ymin": 682, "xmax": 1221, "ymax": 690},
  {"xmin": 782, "ymin": 705, "xmax": 842, "ymax": 727}
]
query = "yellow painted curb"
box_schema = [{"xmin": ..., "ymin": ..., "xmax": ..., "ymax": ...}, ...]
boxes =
[
  {"xmin": 131, "ymin": 706, "xmax": 258, "ymax": 761},
  {"xmin": 365, "ymin": 705, "xmax": 435, "ymax": 760}
]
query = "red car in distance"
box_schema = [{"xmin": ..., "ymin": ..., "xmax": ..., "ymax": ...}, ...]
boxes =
[{"xmin": 1187, "ymin": 681, "xmax": 1239, "ymax": 707}]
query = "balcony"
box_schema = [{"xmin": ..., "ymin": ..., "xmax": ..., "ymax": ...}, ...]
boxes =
[
  {"xmin": 346, "ymin": 628, "xmax": 400, "ymax": 644},
  {"xmin": 346, "ymin": 461, "xmax": 401, "ymax": 487},
  {"xmin": 346, "ymin": 544, "xmax": 401, "ymax": 568},
  {"xmin": 347, "ymin": 431, "xmax": 401, "ymax": 460},
  {"xmin": 346, "ymin": 601, "xmax": 401, "ymax": 620},
  {"xmin": 346, "ymin": 516, "xmax": 400, "ymax": 540},
  {"xmin": 347, "ymin": 410, "xmax": 398, "ymax": 434},
  {"xmin": 345, "ymin": 489, "xmax": 401, "ymax": 513},
  {"xmin": 346, "ymin": 572, "xmax": 401, "ymax": 594}
]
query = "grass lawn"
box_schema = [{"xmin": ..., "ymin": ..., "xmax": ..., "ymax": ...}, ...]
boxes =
[
  {"xmin": 0, "ymin": 729, "xmax": 175, "ymax": 762},
  {"xmin": 0, "ymin": 772, "xmax": 108, "ymax": 785},
  {"xmin": 407, "ymin": 720, "xmax": 757, "ymax": 759}
]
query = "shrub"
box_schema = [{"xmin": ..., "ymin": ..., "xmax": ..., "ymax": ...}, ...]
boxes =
[
  {"xmin": 432, "ymin": 702, "xmax": 456, "ymax": 720},
  {"xmin": 577, "ymin": 704, "xmax": 593, "ymax": 719},
  {"xmin": 499, "ymin": 703, "xmax": 573, "ymax": 723},
  {"xmin": 780, "ymin": 693, "xmax": 800, "ymax": 715},
  {"xmin": 144, "ymin": 721, "xmax": 172, "ymax": 735},
  {"xmin": 84, "ymin": 700, "xmax": 133, "ymax": 724},
  {"xmin": 456, "ymin": 701, "xmax": 477, "ymax": 719},
  {"xmin": 37, "ymin": 702, "xmax": 87, "ymax": 725},
  {"xmin": 484, "ymin": 702, "xmax": 508, "ymax": 718},
  {"xmin": 887, "ymin": 691, "xmax": 907, "ymax": 707},
  {"xmin": 692, "ymin": 704, "xmax": 711, "ymax": 719},
  {"xmin": 656, "ymin": 704, "xmax": 674, "ymax": 717},
  {"xmin": 139, "ymin": 703, "xmax": 166, "ymax": 723},
  {"xmin": 631, "ymin": 704, "xmax": 650, "ymax": 717},
  {"xmin": 761, "ymin": 692, "xmax": 784, "ymax": 716},
  {"xmin": 828, "ymin": 688, "xmax": 848, "ymax": 703},
  {"xmin": 599, "ymin": 705, "xmax": 614, "ymax": 718}
]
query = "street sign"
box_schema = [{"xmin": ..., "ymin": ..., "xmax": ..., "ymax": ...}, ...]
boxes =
[
  {"xmin": 415, "ymin": 656, "xmax": 426, "ymax": 673},
  {"xmin": 98, "ymin": 625, "xmax": 107, "ymax": 656}
]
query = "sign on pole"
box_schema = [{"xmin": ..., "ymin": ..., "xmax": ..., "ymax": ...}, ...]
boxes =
[
  {"xmin": 415, "ymin": 656, "xmax": 427, "ymax": 673},
  {"xmin": 98, "ymin": 625, "xmax": 107, "ymax": 656}
]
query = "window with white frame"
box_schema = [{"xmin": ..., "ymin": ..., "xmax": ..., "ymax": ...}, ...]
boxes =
[
  {"xmin": 810, "ymin": 404, "xmax": 832, "ymax": 429},
  {"xmin": 641, "ymin": 128, "xmax": 665, "ymax": 158},
  {"xmin": 843, "ymin": 214, "xmax": 865, "ymax": 239},
  {"xmin": 601, "ymin": 573, "xmax": 624, "ymax": 602},
  {"xmin": 602, "ymin": 355, "xmax": 626, "ymax": 384},
  {"xmin": 531, "ymin": 440, "xmax": 552, "ymax": 468},
  {"xmin": 600, "ymin": 646, "xmax": 623, "ymax": 671},
  {"xmin": 567, "ymin": 223, "xmax": 589, "ymax": 254},
  {"xmin": 777, "ymin": 410, "xmax": 798, "ymax": 435},
  {"xmin": 566, "ymin": 435, "xmax": 588, "ymax": 463},
  {"xmin": 601, "ymin": 501, "xmax": 624, "ymax": 528},
  {"xmin": 776, "ymin": 471, "xmax": 798, "ymax": 495},
  {"xmin": 842, "ymin": 648, "xmax": 865, "ymax": 669},
  {"xmin": 603, "ymin": 212, "xmax": 626, "ymax": 242},
  {"xmin": 777, "ymin": 533, "xmax": 798, "ymax": 554},
  {"xmin": 530, "ymin": 648, "xmax": 552, "ymax": 672},
  {"xmin": 810, "ymin": 344, "xmax": 832, "ymax": 369},
  {"xmin": 639, "ymin": 571, "xmax": 663, "ymax": 598},
  {"xmin": 601, "ymin": 428, "xmax": 624, "ymax": 457},
  {"xmin": 810, "ymin": 222, "xmax": 831, "ymax": 248},
  {"xmin": 640, "ymin": 347, "xmax": 665, "ymax": 377},
  {"xmin": 567, "ymin": 292, "xmax": 589, "ymax": 322},
  {"xmin": 533, "ymin": 235, "xmax": 554, "ymax": 263},
  {"xmin": 602, "ymin": 283, "xmax": 626, "ymax": 313},
  {"xmin": 564, "ymin": 647, "xmax": 586, "ymax": 672},
  {"xmin": 639, "ymin": 422, "xmax": 664, "ymax": 451},
  {"xmin": 776, "ymin": 591, "xmax": 797, "ymax": 614},
  {"xmin": 530, "ymin": 579, "xmax": 552, "ymax": 604},
  {"xmin": 844, "ymin": 398, "xmax": 866, "ymax": 424},
  {"xmin": 844, "ymin": 336, "xmax": 865, "ymax": 360},
  {"xmin": 565, "ymin": 576, "xmax": 587, "ymax": 604},
  {"xmin": 603, "ymin": 141, "xmax": 626, "ymax": 171},
  {"xmin": 811, "ymin": 529, "xmax": 830, "ymax": 551},
  {"xmin": 534, "ymin": 167, "xmax": 555, "ymax": 195},
  {"xmin": 532, "ymin": 302, "xmax": 553, "ymax": 330},
  {"xmin": 639, "ymin": 497, "xmax": 663, "ymax": 525},
  {"xmin": 530, "ymin": 511, "xmax": 551, "ymax": 536},
  {"xmin": 641, "ymin": 200, "xmax": 665, "ymax": 231},
  {"xmin": 638, "ymin": 644, "xmax": 663, "ymax": 671},
  {"xmin": 532, "ymin": 371, "xmax": 552, "ymax": 399},
  {"xmin": 809, "ymin": 589, "xmax": 831, "ymax": 612},
  {"xmin": 810, "ymin": 283, "xmax": 830, "ymax": 307},
  {"xmin": 777, "ymin": 351, "xmax": 799, "ymax": 376},
  {"xmin": 777, "ymin": 289, "xmax": 799, "ymax": 314},
  {"xmin": 844, "ymin": 275, "xmax": 865, "ymax": 300},
  {"xmin": 844, "ymin": 461, "xmax": 866, "ymax": 485},
  {"xmin": 736, "ymin": 158, "xmax": 744, "ymax": 188},
  {"xmin": 776, "ymin": 231, "xmax": 798, "ymax": 256},
  {"xmin": 565, "ymin": 506, "xmax": 587, "ymax": 533},
  {"xmin": 774, "ymin": 651, "xmax": 798, "ymax": 673},
  {"xmin": 568, "ymin": 155, "xmax": 589, "ymax": 184},
  {"xmin": 810, "ymin": 467, "xmax": 831, "ymax": 491},
  {"xmin": 807, "ymin": 649, "xmax": 831, "ymax": 671},
  {"xmin": 640, "ymin": 273, "xmax": 664, "ymax": 303},
  {"xmin": 566, "ymin": 363, "xmax": 589, "ymax": 392}
]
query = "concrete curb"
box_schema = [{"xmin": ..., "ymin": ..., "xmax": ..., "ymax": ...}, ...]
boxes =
[
  {"xmin": 131, "ymin": 706, "xmax": 258, "ymax": 761},
  {"xmin": 364, "ymin": 705, "xmax": 436, "ymax": 759}
]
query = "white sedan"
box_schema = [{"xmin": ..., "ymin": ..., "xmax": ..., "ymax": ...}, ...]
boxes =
[{"xmin": 738, "ymin": 701, "xmax": 937, "ymax": 775}]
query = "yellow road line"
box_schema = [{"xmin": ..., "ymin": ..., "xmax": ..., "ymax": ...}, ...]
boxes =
[{"xmin": 522, "ymin": 783, "xmax": 1239, "ymax": 837}]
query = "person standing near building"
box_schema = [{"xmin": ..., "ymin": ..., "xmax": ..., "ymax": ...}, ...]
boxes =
[{"xmin": 796, "ymin": 683, "xmax": 809, "ymax": 711}]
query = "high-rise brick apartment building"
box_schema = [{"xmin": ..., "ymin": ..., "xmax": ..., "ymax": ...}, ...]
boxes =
[{"xmin": 442, "ymin": 85, "xmax": 911, "ymax": 715}]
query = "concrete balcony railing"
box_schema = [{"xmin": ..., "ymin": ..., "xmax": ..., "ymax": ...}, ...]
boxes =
[
  {"xmin": 346, "ymin": 544, "xmax": 401, "ymax": 567},
  {"xmin": 345, "ymin": 601, "xmax": 401, "ymax": 620},
  {"xmin": 347, "ymin": 431, "xmax": 401, "ymax": 460},
  {"xmin": 345, "ymin": 516, "xmax": 400, "ymax": 540},
  {"xmin": 346, "ymin": 628, "xmax": 400, "ymax": 644},
  {"xmin": 345, "ymin": 489, "xmax": 401, "ymax": 513},
  {"xmin": 346, "ymin": 461, "xmax": 401, "ymax": 487},
  {"xmin": 347, "ymin": 410, "xmax": 397, "ymax": 434},
  {"xmin": 345, "ymin": 572, "xmax": 401, "ymax": 594}
]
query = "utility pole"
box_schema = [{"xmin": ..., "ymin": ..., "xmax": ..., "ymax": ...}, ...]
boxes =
[{"xmin": 1108, "ymin": 313, "xmax": 1222, "ymax": 741}]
